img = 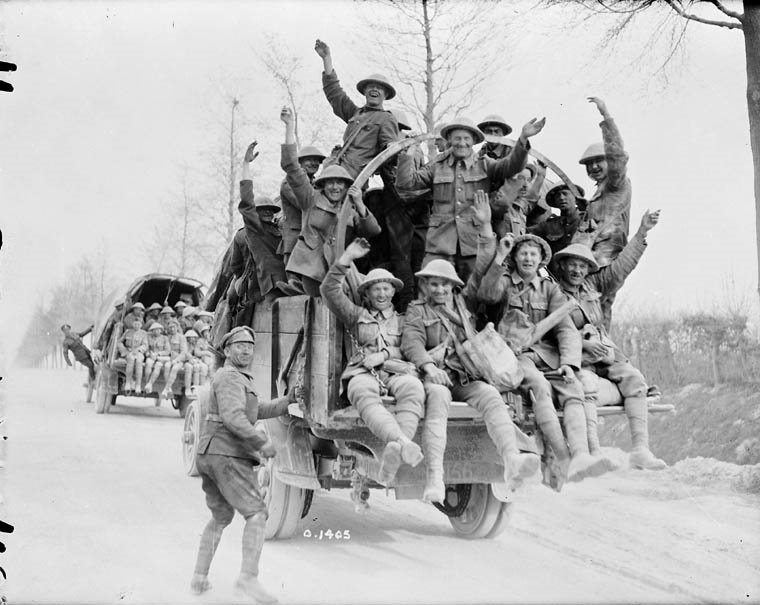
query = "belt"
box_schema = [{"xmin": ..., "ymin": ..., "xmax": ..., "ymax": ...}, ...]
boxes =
[{"xmin": 206, "ymin": 413, "xmax": 222, "ymax": 422}]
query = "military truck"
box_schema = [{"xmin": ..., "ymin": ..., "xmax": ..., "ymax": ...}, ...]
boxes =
[{"xmin": 92, "ymin": 273, "xmax": 206, "ymax": 417}]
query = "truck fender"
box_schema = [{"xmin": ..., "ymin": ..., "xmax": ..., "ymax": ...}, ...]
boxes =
[{"xmin": 264, "ymin": 416, "xmax": 320, "ymax": 491}]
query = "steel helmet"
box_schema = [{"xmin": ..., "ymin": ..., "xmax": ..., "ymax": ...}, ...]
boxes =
[
  {"xmin": 313, "ymin": 165, "xmax": 354, "ymax": 188},
  {"xmin": 356, "ymin": 73, "xmax": 396, "ymax": 100},
  {"xmin": 511, "ymin": 234, "xmax": 553, "ymax": 266},
  {"xmin": 358, "ymin": 268, "xmax": 404, "ymax": 296},
  {"xmin": 298, "ymin": 146, "xmax": 326, "ymax": 161},
  {"xmin": 545, "ymin": 183, "xmax": 586, "ymax": 208},
  {"xmin": 130, "ymin": 302, "xmax": 146, "ymax": 311},
  {"xmin": 147, "ymin": 302, "xmax": 163, "ymax": 312},
  {"xmin": 184, "ymin": 329, "xmax": 199, "ymax": 339},
  {"xmin": 160, "ymin": 305, "xmax": 175, "ymax": 315},
  {"xmin": 477, "ymin": 113, "xmax": 513, "ymax": 136},
  {"xmin": 578, "ymin": 142, "xmax": 606, "ymax": 165},
  {"xmin": 554, "ymin": 243, "xmax": 599, "ymax": 273},
  {"xmin": 415, "ymin": 259, "xmax": 465, "ymax": 287},
  {"xmin": 440, "ymin": 117, "xmax": 485, "ymax": 145},
  {"xmin": 255, "ymin": 195, "xmax": 281, "ymax": 212},
  {"xmin": 148, "ymin": 321, "xmax": 164, "ymax": 332}
]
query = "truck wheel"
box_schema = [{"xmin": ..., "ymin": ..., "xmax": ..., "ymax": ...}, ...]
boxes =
[
  {"xmin": 447, "ymin": 483, "xmax": 512, "ymax": 540},
  {"xmin": 256, "ymin": 422, "xmax": 306, "ymax": 540},
  {"xmin": 94, "ymin": 370, "xmax": 116, "ymax": 414},
  {"xmin": 182, "ymin": 400, "xmax": 201, "ymax": 476}
]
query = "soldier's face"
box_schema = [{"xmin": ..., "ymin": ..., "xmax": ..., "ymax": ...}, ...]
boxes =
[
  {"xmin": 514, "ymin": 242, "xmax": 543, "ymax": 278},
  {"xmin": 363, "ymin": 82, "xmax": 387, "ymax": 108},
  {"xmin": 133, "ymin": 319, "xmax": 143, "ymax": 331},
  {"xmin": 434, "ymin": 137, "xmax": 447, "ymax": 152},
  {"xmin": 257, "ymin": 208, "xmax": 276, "ymax": 223},
  {"xmin": 226, "ymin": 342, "xmax": 254, "ymax": 367},
  {"xmin": 366, "ymin": 282, "xmax": 395, "ymax": 312},
  {"xmin": 585, "ymin": 157, "xmax": 608, "ymax": 183},
  {"xmin": 511, "ymin": 168, "xmax": 532, "ymax": 198},
  {"xmin": 201, "ymin": 316, "xmax": 213, "ymax": 326},
  {"xmin": 323, "ymin": 178, "xmax": 348, "ymax": 203},
  {"xmin": 482, "ymin": 125, "xmax": 505, "ymax": 138},
  {"xmin": 447, "ymin": 129, "xmax": 474, "ymax": 159},
  {"xmin": 168, "ymin": 323, "xmax": 178, "ymax": 335},
  {"xmin": 425, "ymin": 277, "xmax": 453, "ymax": 305},
  {"xmin": 560, "ymin": 258, "xmax": 591, "ymax": 287},
  {"xmin": 300, "ymin": 157, "xmax": 322, "ymax": 176},
  {"xmin": 556, "ymin": 190, "xmax": 577, "ymax": 212}
]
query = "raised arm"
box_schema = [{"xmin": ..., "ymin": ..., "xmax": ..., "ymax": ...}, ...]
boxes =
[
  {"xmin": 462, "ymin": 191, "xmax": 498, "ymax": 304},
  {"xmin": 589, "ymin": 97, "xmax": 628, "ymax": 190},
  {"xmin": 320, "ymin": 239, "xmax": 370, "ymax": 326},
  {"xmin": 238, "ymin": 141, "xmax": 263, "ymax": 232},
  {"xmin": 316, "ymin": 39, "xmax": 358, "ymax": 123},
  {"xmin": 280, "ymin": 107, "xmax": 317, "ymax": 210},
  {"xmin": 476, "ymin": 234, "xmax": 515, "ymax": 304},
  {"xmin": 488, "ymin": 117, "xmax": 545, "ymax": 184},
  {"xmin": 348, "ymin": 184, "xmax": 381, "ymax": 237}
]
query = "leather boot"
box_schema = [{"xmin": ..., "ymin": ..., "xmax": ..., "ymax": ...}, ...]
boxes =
[
  {"xmin": 564, "ymin": 402, "xmax": 614, "ymax": 482},
  {"xmin": 191, "ymin": 518, "xmax": 226, "ymax": 594},
  {"xmin": 626, "ymin": 396, "xmax": 666, "ymax": 470},
  {"xmin": 235, "ymin": 513, "xmax": 278, "ymax": 604},
  {"xmin": 421, "ymin": 401, "xmax": 448, "ymax": 503},
  {"xmin": 583, "ymin": 398, "xmax": 602, "ymax": 456}
]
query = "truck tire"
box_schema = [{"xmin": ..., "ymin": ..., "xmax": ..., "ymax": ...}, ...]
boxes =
[
  {"xmin": 447, "ymin": 483, "xmax": 512, "ymax": 540},
  {"xmin": 255, "ymin": 422, "xmax": 307, "ymax": 540},
  {"xmin": 94, "ymin": 370, "xmax": 116, "ymax": 414},
  {"xmin": 182, "ymin": 400, "xmax": 201, "ymax": 476}
]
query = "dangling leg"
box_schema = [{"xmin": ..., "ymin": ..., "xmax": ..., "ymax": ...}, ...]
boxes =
[
  {"xmin": 577, "ymin": 369, "xmax": 602, "ymax": 456},
  {"xmin": 134, "ymin": 355, "xmax": 144, "ymax": 394},
  {"xmin": 454, "ymin": 381, "xmax": 539, "ymax": 492},
  {"xmin": 125, "ymin": 353, "xmax": 136, "ymax": 392},
  {"xmin": 199, "ymin": 362, "xmax": 209, "ymax": 385},
  {"xmin": 420, "ymin": 384, "xmax": 450, "ymax": 503},
  {"xmin": 184, "ymin": 361, "xmax": 193, "ymax": 392},
  {"xmin": 144, "ymin": 358, "xmax": 155, "ymax": 392},
  {"xmin": 387, "ymin": 375, "xmax": 425, "ymax": 465}
]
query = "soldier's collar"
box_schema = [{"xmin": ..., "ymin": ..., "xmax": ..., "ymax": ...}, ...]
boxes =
[
  {"xmin": 510, "ymin": 272, "xmax": 542, "ymax": 289},
  {"xmin": 446, "ymin": 151, "xmax": 476, "ymax": 169}
]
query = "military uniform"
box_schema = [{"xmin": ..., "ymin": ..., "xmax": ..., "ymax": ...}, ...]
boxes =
[
  {"xmin": 62, "ymin": 326, "xmax": 96, "ymax": 380},
  {"xmin": 395, "ymin": 142, "xmax": 529, "ymax": 282},
  {"xmin": 118, "ymin": 324, "xmax": 148, "ymax": 392},
  {"xmin": 321, "ymin": 70, "xmax": 399, "ymax": 179},
  {"xmin": 280, "ymin": 143, "xmax": 381, "ymax": 293},
  {"xmin": 144, "ymin": 326, "xmax": 171, "ymax": 393},
  {"xmin": 238, "ymin": 180, "xmax": 286, "ymax": 298}
]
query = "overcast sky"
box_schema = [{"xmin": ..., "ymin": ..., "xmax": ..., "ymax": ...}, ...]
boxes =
[{"xmin": 1, "ymin": 0, "xmax": 757, "ymax": 360}]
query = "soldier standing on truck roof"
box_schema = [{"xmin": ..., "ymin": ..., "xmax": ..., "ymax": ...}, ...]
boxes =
[
  {"xmin": 279, "ymin": 144, "xmax": 326, "ymax": 273},
  {"xmin": 61, "ymin": 323, "xmax": 96, "ymax": 382},
  {"xmin": 475, "ymin": 225, "xmax": 615, "ymax": 488},
  {"xmin": 190, "ymin": 326, "xmax": 293, "ymax": 602},
  {"xmin": 579, "ymin": 96, "xmax": 632, "ymax": 330},
  {"xmin": 401, "ymin": 256, "xmax": 540, "ymax": 495},
  {"xmin": 554, "ymin": 210, "xmax": 667, "ymax": 471},
  {"xmin": 395, "ymin": 114, "xmax": 544, "ymax": 283},
  {"xmin": 314, "ymin": 38, "xmax": 399, "ymax": 181},
  {"xmin": 320, "ymin": 238, "xmax": 430, "ymax": 489},
  {"xmin": 279, "ymin": 106, "xmax": 381, "ymax": 297},
  {"xmin": 238, "ymin": 141, "xmax": 288, "ymax": 302}
]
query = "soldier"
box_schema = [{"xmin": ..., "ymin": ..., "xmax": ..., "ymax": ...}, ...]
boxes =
[
  {"xmin": 118, "ymin": 316, "xmax": 148, "ymax": 394},
  {"xmin": 314, "ymin": 38, "xmax": 399, "ymax": 180},
  {"xmin": 61, "ymin": 324, "xmax": 96, "ymax": 382},
  {"xmin": 476, "ymin": 231, "xmax": 614, "ymax": 487},
  {"xmin": 144, "ymin": 302, "xmax": 163, "ymax": 328},
  {"xmin": 320, "ymin": 239, "xmax": 430, "ymax": 489},
  {"xmin": 280, "ymin": 106, "xmax": 381, "ymax": 297},
  {"xmin": 553, "ymin": 210, "xmax": 666, "ymax": 470},
  {"xmin": 402, "ymin": 258, "xmax": 540, "ymax": 494},
  {"xmin": 162, "ymin": 319, "xmax": 188, "ymax": 400},
  {"xmin": 180, "ymin": 306, "xmax": 197, "ymax": 333},
  {"xmin": 183, "ymin": 330, "xmax": 207, "ymax": 396},
  {"xmin": 144, "ymin": 321, "xmax": 171, "ymax": 395},
  {"xmin": 174, "ymin": 300, "xmax": 188, "ymax": 317},
  {"xmin": 477, "ymin": 113, "xmax": 512, "ymax": 160},
  {"xmin": 194, "ymin": 323, "xmax": 216, "ymax": 377},
  {"xmin": 123, "ymin": 302, "xmax": 146, "ymax": 331},
  {"xmin": 159, "ymin": 305, "xmax": 176, "ymax": 330},
  {"xmin": 190, "ymin": 326, "xmax": 293, "ymax": 602},
  {"xmin": 279, "ymin": 145, "xmax": 326, "ymax": 270},
  {"xmin": 238, "ymin": 141, "xmax": 287, "ymax": 301},
  {"xmin": 197, "ymin": 310, "xmax": 214, "ymax": 328},
  {"xmin": 579, "ymin": 96, "xmax": 632, "ymax": 330},
  {"xmin": 395, "ymin": 115, "xmax": 545, "ymax": 283},
  {"xmin": 433, "ymin": 123, "xmax": 448, "ymax": 153},
  {"xmin": 490, "ymin": 163, "xmax": 546, "ymax": 239}
]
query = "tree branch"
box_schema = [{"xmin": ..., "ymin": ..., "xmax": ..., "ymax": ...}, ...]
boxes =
[
  {"xmin": 664, "ymin": 0, "xmax": 742, "ymax": 29},
  {"xmin": 704, "ymin": 0, "xmax": 744, "ymax": 22}
]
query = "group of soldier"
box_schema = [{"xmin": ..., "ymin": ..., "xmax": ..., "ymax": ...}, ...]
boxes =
[{"xmin": 191, "ymin": 39, "xmax": 665, "ymax": 604}]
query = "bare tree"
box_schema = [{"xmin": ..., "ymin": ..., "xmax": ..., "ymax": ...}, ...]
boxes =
[
  {"xmin": 551, "ymin": 0, "xmax": 760, "ymax": 300},
  {"xmin": 356, "ymin": 0, "xmax": 511, "ymax": 154}
]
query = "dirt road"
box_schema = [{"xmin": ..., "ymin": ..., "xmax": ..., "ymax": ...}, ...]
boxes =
[{"xmin": 4, "ymin": 369, "xmax": 759, "ymax": 604}]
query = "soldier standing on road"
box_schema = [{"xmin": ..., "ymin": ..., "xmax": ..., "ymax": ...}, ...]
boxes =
[
  {"xmin": 579, "ymin": 96, "xmax": 632, "ymax": 330},
  {"xmin": 190, "ymin": 326, "xmax": 293, "ymax": 603},
  {"xmin": 61, "ymin": 324, "xmax": 96, "ymax": 382},
  {"xmin": 314, "ymin": 38, "xmax": 399, "ymax": 180},
  {"xmin": 395, "ymin": 115, "xmax": 544, "ymax": 283},
  {"xmin": 554, "ymin": 210, "xmax": 667, "ymax": 471}
]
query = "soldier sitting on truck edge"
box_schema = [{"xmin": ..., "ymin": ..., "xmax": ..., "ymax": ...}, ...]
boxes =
[
  {"xmin": 183, "ymin": 330, "xmax": 208, "ymax": 398},
  {"xmin": 579, "ymin": 96, "xmax": 632, "ymax": 330},
  {"xmin": 279, "ymin": 106, "xmax": 381, "ymax": 297},
  {"xmin": 123, "ymin": 302, "xmax": 146, "ymax": 333},
  {"xmin": 401, "ymin": 258, "xmax": 540, "ymax": 495},
  {"xmin": 476, "ymin": 231, "xmax": 615, "ymax": 488},
  {"xmin": 395, "ymin": 114, "xmax": 544, "ymax": 284},
  {"xmin": 118, "ymin": 316, "xmax": 148, "ymax": 394},
  {"xmin": 314, "ymin": 38, "xmax": 399, "ymax": 181},
  {"xmin": 320, "ymin": 238, "xmax": 428, "ymax": 488},
  {"xmin": 162, "ymin": 319, "xmax": 188, "ymax": 401},
  {"xmin": 144, "ymin": 321, "xmax": 171, "ymax": 395},
  {"xmin": 61, "ymin": 323, "xmax": 96, "ymax": 382},
  {"xmin": 190, "ymin": 326, "xmax": 293, "ymax": 602},
  {"xmin": 554, "ymin": 210, "xmax": 666, "ymax": 471},
  {"xmin": 158, "ymin": 305, "xmax": 176, "ymax": 331},
  {"xmin": 144, "ymin": 302, "xmax": 162, "ymax": 328}
]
